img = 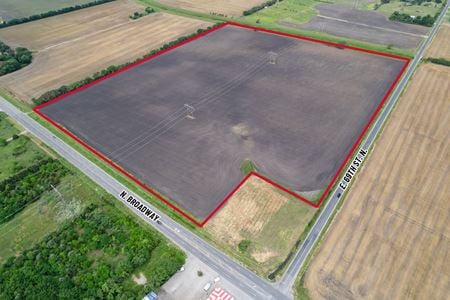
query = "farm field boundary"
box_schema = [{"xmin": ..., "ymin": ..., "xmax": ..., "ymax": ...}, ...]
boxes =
[{"xmin": 34, "ymin": 22, "xmax": 410, "ymax": 227}]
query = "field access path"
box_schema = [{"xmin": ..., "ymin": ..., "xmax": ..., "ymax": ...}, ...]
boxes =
[{"xmin": 276, "ymin": 1, "xmax": 450, "ymax": 294}]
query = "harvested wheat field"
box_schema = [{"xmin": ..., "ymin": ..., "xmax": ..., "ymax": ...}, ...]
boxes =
[
  {"xmin": 206, "ymin": 175, "xmax": 316, "ymax": 275},
  {"xmin": 0, "ymin": 0, "xmax": 210, "ymax": 102},
  {"xmin": 157, "ymin": 0, "xmax": 265, "ymax": 17},
  {"xmin": 305, "ymin": 62, "xmax": 450, "ymax": 299},
  {"xmin": 426, "ymin": 23, "xmax": 450, "ymax": 60}
]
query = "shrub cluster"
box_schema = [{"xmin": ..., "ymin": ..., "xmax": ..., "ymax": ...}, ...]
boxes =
[
  {"xmin": 243, "ymin": 0, "xmax": 281, "ymax": 16},
  {"xmin": 0, "ymin": 41, "xmax": 32, "ymax": 76},
  {"xmin": 130, "ymin": 7, "xmax": 156, "ymax": 20},
  {"xmin": 0, "ymin": 205, "xmax": 185, "ymax": 299},
  {"xmin": 33, "ymin": 24, "xmax": 220, "ymax": 106},
  {"xmin": 0, "ymin": 0, "xmax": 115, "ymax": 28},
  {"xmin": 0, "ymin": 159, "xmax": 68, "ymax": 223},
  {"xmin": 389, "ymin": 11, "xmax": 437, "ymax": 26},
  {"xmin": 238, "ymin": 240, "xmax": 251, "ymax": 252}
]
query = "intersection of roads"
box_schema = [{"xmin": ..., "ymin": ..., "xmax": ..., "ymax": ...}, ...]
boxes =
[{"xmin": 0, "ymin": 3, "xmax": 447, "ymax": 298}]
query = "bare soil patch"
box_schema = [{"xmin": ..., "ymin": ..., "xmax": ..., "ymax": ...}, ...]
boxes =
[
  {"xmin": 305, "ymin": 63, "xmax": 450, "ymax": 299},
  {"xmin": 157, "ymin": 0, "xmax": 266, "ymax": 17},
  {"xmin": 132, "ymin": 272, "xmax": 147, "ymax": 285},
  {"xmin": 206, "ymin": 176, "xmax": 316, "ymax": 274},
  {"xmin": 0, "ymin": 0, "xmax": 210, "ymax": 101},
  {"xmin": 39, "ymin": 24, "xmax": 406, "ymax": 220},
  {"xmin": 426, "ymin": 23, "xmax": 450, "ymax": 60}
]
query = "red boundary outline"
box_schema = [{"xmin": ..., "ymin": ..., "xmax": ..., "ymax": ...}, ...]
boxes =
[{"xmin": 34, "ymin": 22, "xmax": 410, "ymax": 227}]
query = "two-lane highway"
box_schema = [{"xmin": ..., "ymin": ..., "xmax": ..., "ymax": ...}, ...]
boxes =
[
  {"xmin": 277, "ymin": 1, "xmax": 449, "ymax": 293},
  {"xmin": 0, "ymin": 98, "xmax": 289, "ymax": 300},
  {"xmin": 2, "ymin": 2, "xmax": 448, "ymax": 297}
]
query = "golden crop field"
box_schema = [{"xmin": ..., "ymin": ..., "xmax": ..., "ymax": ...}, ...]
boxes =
[
  {"xmin": 0, "ymin": 0, "xmax": 211, "ymax": 102},
  {"xmin": 304, "ymin": 62, "xmax": 450, "ymax": 299},
  {"xmin": 206, "ymin": 176, "xmax": 316, "ymax": 275},
  {"xmin": 426, "ymin": 23, "xmax": 450, "ymax": 60},
  {"xmin": 157, "ymin": 0, "xmax": 266, "ymax": 17}
]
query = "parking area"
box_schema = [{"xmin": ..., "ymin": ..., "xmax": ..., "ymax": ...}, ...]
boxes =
[{"xmin": 158, "ymin": 254, "xmax": 245, "ymax": 299}]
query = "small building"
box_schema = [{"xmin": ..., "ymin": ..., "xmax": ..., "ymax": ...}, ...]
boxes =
[{"xmin": 143, "ymin": 291, "xmax": 158, "ymax": 300}]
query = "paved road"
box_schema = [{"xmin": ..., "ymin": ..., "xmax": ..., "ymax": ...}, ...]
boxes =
[
  {"xmin": 277, "ymin": 2, "xmax": 450, "ymax": 293},
  {"xmin": 0, "ymin": 98, "xmax": 289, "ymax": 300},
  {"xmin": 1, "ymin": 4, "xmax": 448, "ymax": 297}
]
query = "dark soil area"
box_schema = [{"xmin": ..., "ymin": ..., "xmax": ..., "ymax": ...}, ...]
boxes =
[
  {"xmin": 297, "ymin": 4, "xmax": 429, "ymax": 49},
  {"xmin": 41, "ymin": 25, "xmax": 406, "ymax": 220}
]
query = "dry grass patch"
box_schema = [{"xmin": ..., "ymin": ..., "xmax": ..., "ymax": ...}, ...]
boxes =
[
  {"xmin": 305, "ymin": 63, "xmax": 450, "ymax": 299},
  {"xmin": 426, "ymin": 23, "xmax": 450, "ymax": 60},
  {"xmin": 157, "ymin": 0, "xmax": 266, "ymax": 17},
  {"xmin": 206, "ymin": 176, "xmax": 316, "ymax": 275},
  {"xmin": 0, "ymin": 0, "xmax": 211, "ymax": 102}
]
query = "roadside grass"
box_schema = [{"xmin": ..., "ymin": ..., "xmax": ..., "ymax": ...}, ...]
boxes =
[
  {"xmin": 0, "ymin": 134, "xmax": 46, "ymax": 181},
  {"xmin": 0, "ymin": 89, "xmax": 32, "ymax": 113},
  {"xmin": 372, "ymin": 0, "xmax": 443, "ymax": 17}
]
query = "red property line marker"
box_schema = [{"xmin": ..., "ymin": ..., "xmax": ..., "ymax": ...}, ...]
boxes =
[{"xmin": 34, "ymin": 22, "xmax": 410, "ymax": 227}]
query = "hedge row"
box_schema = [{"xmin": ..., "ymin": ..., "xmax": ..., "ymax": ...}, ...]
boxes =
[
  {"xmin": 243, "ymin": 0, "xmax": 280, "ymax": 16},
  {"xmin": 0, "ymin": 0, "xmax": 116, "ymax": 28},
  {"xmin": 424, "ymin": 57, "xmax": 450, "ymax": 66}
]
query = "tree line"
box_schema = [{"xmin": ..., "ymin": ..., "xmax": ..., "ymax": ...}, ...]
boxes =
[
  {"xmin": 0, "ymin": 0, "xmax": 116, "ymax": 28},
  {"xmin": 33, "ymin": 24, "xmax": 220, "ymax": 106},
  {"xmin": 243, "ymin": 0, "xmax": 280, "ymax": 16},
  {"xmin": 0, "ymin": 204, "xmax": 185, "ymax": 299},
  {"xmin": 0, "ymin": 41, "xmax": 32, "ymax": 76},
  {"xmin": 389, "ymin": 11, "xmax": 438, "ymax": 26},
  {"xmin": 424, "ymin": 57, "xmax": 450, "ymax": 66},
  {"xmin": 0, "ymin": 159, "xmax": 67, "ymax": 224}
]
